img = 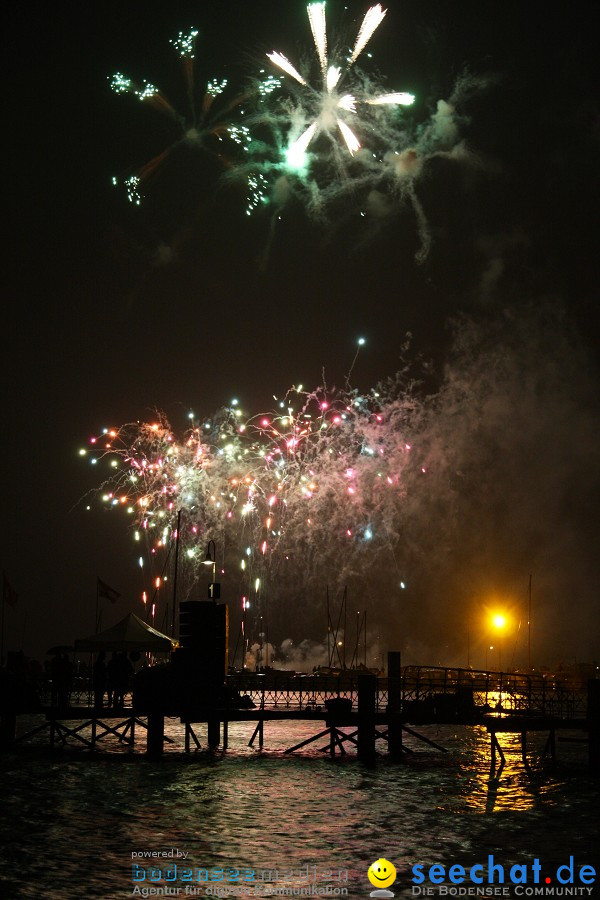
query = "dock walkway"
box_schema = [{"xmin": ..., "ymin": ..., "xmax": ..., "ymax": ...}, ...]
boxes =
[{"xmin": 2, "ymin": 663, "xmax": 597, "ymax": 771}]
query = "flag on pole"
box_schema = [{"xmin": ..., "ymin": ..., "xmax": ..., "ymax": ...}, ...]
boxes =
[
  {"xmin": 2, "ymin": 572, "xmax": 18, "ymax": 608},
  {"xmin": 97, "ymin": 578, "xmax": 120, "ymax": 603}
]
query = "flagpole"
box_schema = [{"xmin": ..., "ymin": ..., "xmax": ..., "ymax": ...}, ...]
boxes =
[
  {"xmin": 528, "ymin": 573, "xmax": 532, "ymax": 670},
  {"xmin": 171, "ymin": 509, "xmax": 182, "ymax": 640},
  {"xmin": 95, "ymin": 579, "xmax": 99, "ymax": 634},
  {"xmin": 326, "ymin": 586, "xmax": 330, "ymax": 668}
]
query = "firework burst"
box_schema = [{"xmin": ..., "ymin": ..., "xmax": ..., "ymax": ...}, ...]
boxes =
[
  {"xmin": 265, "ymin": 2, "xmax": 414, "ymax": 171},
  {"xmin": 81, "ymin": 366, "xmax": 427, "ymax": 638},
  {"xmin": 233, "ymin": 2, "xmax": 418, "ymax": 217},
  {"xmin": 233, "ymin": 6, "xmax": 485, "ymax": 262},
  {"xmin": 110, "ymin": 28, "xmax": 250, "ymax": 204}
]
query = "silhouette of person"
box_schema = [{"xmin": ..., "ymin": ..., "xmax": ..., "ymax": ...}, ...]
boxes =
[
  {"xmin": 50, "ymin": 655, "xmax": 61, "ymax": 707},
  {"xmin": 93, "ymin": 651, "xmax": 107, "ymax": 708},
  {"xmin": 114, "ymin": 651, "xmax": 134, "ymax": 707},
  {"xmin": 52, "ymin": 653, "xmax": 72, "ymax": 708},
  {"xmin": 106, "ymin": 653, "xmax": 118, "ymax": 707}
]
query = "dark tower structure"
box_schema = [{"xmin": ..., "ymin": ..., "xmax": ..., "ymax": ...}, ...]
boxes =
[{"xmin": 173, "ymin": 600, "xmax": 228, "ymax": 713}]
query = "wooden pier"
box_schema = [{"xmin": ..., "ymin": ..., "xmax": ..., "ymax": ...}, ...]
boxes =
[{"xmin": 2, "ymin": 657, "xmax": 597, "ymax": 772}]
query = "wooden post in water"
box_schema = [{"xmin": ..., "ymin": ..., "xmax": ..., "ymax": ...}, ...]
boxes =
[
  {"xmin": 207, "ymin": 718, "xmax": 220, "ymax": 749},
  {"xmin": 588, "ymin": 679, "xmax": 600, "ymax": 771},
  {"xmin": 387, "ymin": 651, "xmax": 403, "ymax": 758},
  {"xmin": 357, "ymin": 672, "xmax": 377, "ymax": 762},
  {"xmin": 146, "ymin": 711, "xmax": 164, "ymax": 757}
]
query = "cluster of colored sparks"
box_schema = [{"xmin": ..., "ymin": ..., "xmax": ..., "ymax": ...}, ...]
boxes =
[
  {"xmin": 110, "ymin": 28, "xmax": 248, "ymax": 202},
  {"xmin": 81, "ymin": 372, "xmax": 425, "ymax": 612}
]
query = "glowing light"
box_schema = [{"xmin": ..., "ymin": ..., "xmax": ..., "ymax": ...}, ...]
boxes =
[
  {"xmin": 327, "ymin": 66, "xmax": 341, "ymax": 92},
  {"xmin": 285, "ymin": 124, "xmax": 318, "ymax": 172},
  {"xmin": 367, "ymin": 91, "xmax": 415, "ymax": 106}
]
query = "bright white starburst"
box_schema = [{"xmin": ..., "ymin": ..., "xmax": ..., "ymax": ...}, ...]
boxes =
[{"xmin": 266, "ymin": 3, "xmax": 414, "ymax": 169}]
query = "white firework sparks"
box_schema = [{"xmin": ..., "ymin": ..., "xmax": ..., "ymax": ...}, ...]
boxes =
[{"xmin": 266, "ymin": 3, "xmax": 415, "ymax": 167}]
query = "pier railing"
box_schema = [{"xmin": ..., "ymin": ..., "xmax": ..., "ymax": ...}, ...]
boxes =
[
  {"xmin": 227, "ymin": 666, "xmax": 588, "ymax": 721},
  {"xmin": 33, "ymin": 666, "xmax": 589, "ymax": 723}
]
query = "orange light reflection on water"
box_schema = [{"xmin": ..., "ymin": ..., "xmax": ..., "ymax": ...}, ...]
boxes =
[{"xmin": 453, "ymin": 725, "xmax": 578, "ymax": 814}]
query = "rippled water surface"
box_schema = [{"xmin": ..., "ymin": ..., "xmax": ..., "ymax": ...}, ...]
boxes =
[{"xmin": 0, "ymin": 719, "xmax": 598, "ymax": 899}]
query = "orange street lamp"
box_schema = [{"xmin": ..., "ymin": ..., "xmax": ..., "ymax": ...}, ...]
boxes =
[{"xmin": 490, "ymin": 613, "xmax": 508, "ymax": 670}]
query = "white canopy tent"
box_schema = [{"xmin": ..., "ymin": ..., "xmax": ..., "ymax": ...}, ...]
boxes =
[{"xmin": 74, "ymin": 613, "xmax": 175, "ymax": 653}]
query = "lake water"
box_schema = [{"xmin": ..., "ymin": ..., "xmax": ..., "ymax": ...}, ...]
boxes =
[{"xmin": 0, "ymin": 719, "xmax": 598, "ymax": 899}]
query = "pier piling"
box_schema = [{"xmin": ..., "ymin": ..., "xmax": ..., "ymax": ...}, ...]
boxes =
[
  {"xmin": 147, "ymin": 711, "xmax": 165, "ymax": 757},
  {"xmin": 357, "ymin": 672, "xmax": 377, "ymax": 762},
  {"xmin": 207, "ymin": 718, "xmax": 220, "ymax": 749},
  {"xmin": 387, "ymin": 651, "xmax": 403, "ymax": 758}
]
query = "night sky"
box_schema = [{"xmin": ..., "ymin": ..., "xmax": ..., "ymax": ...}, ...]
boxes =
[{"xmin": 3, "ymin": 1, "xmax": 598, "ymax": 667}]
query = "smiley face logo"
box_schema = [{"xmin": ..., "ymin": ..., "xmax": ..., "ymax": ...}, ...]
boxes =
[{"xmin": 368, "ymin": 858, "xmax": 397, "ymax": 889}]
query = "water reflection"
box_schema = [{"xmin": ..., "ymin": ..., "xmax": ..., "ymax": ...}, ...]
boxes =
[{"xmin": 1, "ymin": 720, "xmax": 597, "ymax": 899}]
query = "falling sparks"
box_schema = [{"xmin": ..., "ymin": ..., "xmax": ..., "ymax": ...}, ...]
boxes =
[{"xmin": 246, "ymin": 173, "xmax": 269, "ymax": 215}]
